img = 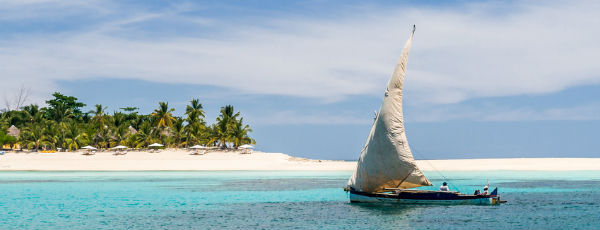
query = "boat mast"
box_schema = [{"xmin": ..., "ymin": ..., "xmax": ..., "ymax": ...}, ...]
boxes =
[{"xmin": 394, "ymin": 169, "xmax": 414, "ymax": 188}]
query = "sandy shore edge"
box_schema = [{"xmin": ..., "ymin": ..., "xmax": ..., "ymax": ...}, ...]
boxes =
[{"xmin": 0, "ymin": 150, "xmax": 599, "ymax": 171}]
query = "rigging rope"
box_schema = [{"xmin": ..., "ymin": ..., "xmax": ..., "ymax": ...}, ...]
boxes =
[{"xmin": 411, "ymin": 147, "xmax": 461, "ymax": 193}]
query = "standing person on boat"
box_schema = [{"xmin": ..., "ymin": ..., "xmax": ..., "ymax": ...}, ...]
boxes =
[{"xmin": 439, "ymin": 182, "xmax": 449, "ymax": 191}]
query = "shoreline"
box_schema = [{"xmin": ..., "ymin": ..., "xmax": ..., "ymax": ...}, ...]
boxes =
[{"xmin": 1, "ymin": 150, "xmax": 599, "ymax": 171}]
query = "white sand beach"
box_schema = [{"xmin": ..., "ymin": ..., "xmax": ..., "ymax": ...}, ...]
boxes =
[
  {"xmin": 0, "ymin": 149, "xmax": 599, "ymax": 171},
  {"xmin": 0, "ymin": 150, "xmax": 352, "ymax": 171}
]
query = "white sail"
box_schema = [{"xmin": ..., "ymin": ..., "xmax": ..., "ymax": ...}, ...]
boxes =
[{"xmin": 348, "ymin": 26, "xmax": 432, "ymax": 193}]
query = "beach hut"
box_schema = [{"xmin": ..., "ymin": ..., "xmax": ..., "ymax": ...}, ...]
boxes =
[
  {"xmin": 7, "ymin": 125, "xmax": 20, "ymax": 137},
  {"xmin": 160, "ymin": 127, "xmax": 173, "ymax": 137},
  {"xmin": 2, "ymin": 125, "xmax": 20, "ymax": 149},
  {"xmin": 127, "ymin": 126, "xmax": 138, "ymax": 135}
]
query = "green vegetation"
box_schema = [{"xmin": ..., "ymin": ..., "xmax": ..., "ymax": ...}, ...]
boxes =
[{"xmin": 0, "ymin": 92, "xmax": 255, "ymax": 151}]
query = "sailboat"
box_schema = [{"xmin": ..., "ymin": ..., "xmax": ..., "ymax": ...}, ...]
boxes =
[{"xmin": 346, "ymin": 25, "xmax": 504, "ymax": 205}]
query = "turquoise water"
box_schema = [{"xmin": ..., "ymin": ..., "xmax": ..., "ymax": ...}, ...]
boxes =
[{"xmin": 0, "ymin": 171, "xmax": 598, "ymax": 229}]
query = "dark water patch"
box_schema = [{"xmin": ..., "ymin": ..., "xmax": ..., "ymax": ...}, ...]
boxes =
[
  {"xmin": 159, "ymin": 178, "xmax": 345, "ymax": 192},
  {"xmin": 219, "ymin": 178, "xmax": 344, "ymax": 191}
]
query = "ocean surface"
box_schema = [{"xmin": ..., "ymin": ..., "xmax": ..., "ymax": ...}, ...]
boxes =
[{"xmin": 0, "ymin": 170, "xmax": 598, "ymax": 230}]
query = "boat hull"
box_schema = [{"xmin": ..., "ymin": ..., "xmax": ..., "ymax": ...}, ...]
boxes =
[{"xmin": 349, "ymin": 190, "xmax": 501, "ymax": 205}]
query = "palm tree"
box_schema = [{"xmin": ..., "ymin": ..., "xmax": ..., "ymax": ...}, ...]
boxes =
[
  {"xmin": 132, "ymin": 121, "xmax": 157, "ymax": 148},
  {"xmin": 185, "ymin": 99, "xmax": 205, "ymax": 124},
  {"xmin": 185, "ymin": 123, "xmax": 205, "ymax": 147},
  {"xmin": 22, "ymin": 104, "xmax": 43, "ymax": 124},
  {"xmin": 21, "ymin": 122, "xmax": 51, "ymax": 150},
  {"xmin": 89, "ymin": 104, "xmax": 120, "ymax": 148},
  {"xmin": 128, "ymin": 114, "xmax": 147, "ymax": 130},
  {"xmin": 41, "ymin": 121, "xmax": 58, "ymax": 149},
  {"xmin": 0, "ymin": 131, "xmax": 17, "ymax": 149},
  {"xmin": 64, "ymin": 121, "xmax": 88, "ymax": 151},
  {"xmin": 184, "ymin": 99, "xmax": 205, "ymax": 147},
  {"xmin": 89, "ymin": 104, "xmax": 108, "ymax": 128},
  {"xmin": 220, "ymin": 105, "xmax": 240, "ymax": 123},
  {"xmin": 152, "ymin": 102, "xmax": 176, "ymax": 130},
  {"xmin": 211, "ymin": 105, "xmax": 240, "ymax": 148},
  {"xmin": 231, "ymin": 118, "xmax": 255, "ymax": 148},
  {"xmin": 0, "ymin": 113, "xmax": 9, "ymax": 138},
  {"xmin": 56, "ymin": 122, "xmax": 70, "ymax": 150},
  {"xmin": 94, "ymin": 125, "xmax": 113, "ymax": 148},
  {"xmin": 171, "ymin": 117, "xmax": 185, "ymax": 147},
  {"xmin": 207, "ymin": 124, "xmax": 223, "ymax": 147},
  {"xmin": 112, "ymin": 111, "xmax": 127, "ymax": 128},
  {"xmin": 111, "ymin": 124, "xmax": 129, "ymax": 147},
  {"xmin": 47, "ymin": 103, "xmax": 74, "ymax": 123}
]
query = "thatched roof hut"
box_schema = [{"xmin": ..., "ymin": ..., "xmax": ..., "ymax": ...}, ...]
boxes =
[
  {"xmin": 7, "ymin": 125, "xmax": 20, "ymax": 137},
  {"xmin": 161, "ymin": 127, "xmax": 173, "ymax": 137},
  {"xmin": 128, "ymin": 126, "xmax": 138, "ymax": 135}
]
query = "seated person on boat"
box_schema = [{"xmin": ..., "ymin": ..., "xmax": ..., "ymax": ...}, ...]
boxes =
[{"xmin": 439, "ymin": 182, "xmax": 449, "ymax": 191}]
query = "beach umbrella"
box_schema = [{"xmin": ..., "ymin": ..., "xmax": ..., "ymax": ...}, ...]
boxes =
[
  {"xmin": 239, "ymin": 144, "xmax": 255, "ymax": 149},
  {"xmin": 81, "ymin": 146, "xmax": 97, "ymax": 150},
  {"xmin": 189, "ymin": 145, "xmax": 207, "ymax": 149},
  {"xmin": 112, "ymin": 145, "xmax": 128, "ymax": 149},
  {"xmin": 148, "ymin": 143, "xmax": 164, "ymax": 147}
]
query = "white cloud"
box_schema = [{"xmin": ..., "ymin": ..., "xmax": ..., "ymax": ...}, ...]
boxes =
[{"xmin": 1, "ymin": 0, "xmax": 599, "ymax": 112}]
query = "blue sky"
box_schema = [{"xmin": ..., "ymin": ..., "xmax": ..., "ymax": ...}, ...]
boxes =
[{"xmin": 1, "ymin": 0, "xmax": 599, "ymax": 159}]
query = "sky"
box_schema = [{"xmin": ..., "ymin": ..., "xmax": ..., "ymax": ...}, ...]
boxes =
[{"xmin": 1, "ymin": 0, "xmax": 599, "ymax": 160}]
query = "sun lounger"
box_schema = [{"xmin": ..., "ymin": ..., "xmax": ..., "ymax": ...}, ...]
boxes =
[
  {"xmin": 240, "ymin": 149, "xmax": 252, "ymax": 154},
  {"xmin": 191, "ymin": 150, "xmax": 207, "ymax": 155}
]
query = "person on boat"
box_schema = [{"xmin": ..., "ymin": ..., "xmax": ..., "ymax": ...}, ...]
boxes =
[
  {"xmin": 474, "ymin": 189, "xmax": 481, "ymax": 195},
  {"xmin": 481, "ymin": 186, "xmax": 489, "ymax": 195},
  {"xmin": 439, "ymin": 182, "xmax": 449, "ymax": 191}
]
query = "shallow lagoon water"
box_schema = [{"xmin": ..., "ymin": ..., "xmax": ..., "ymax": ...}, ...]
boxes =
[{"xmin": 0, "ymin": 171, "xmax": 598, "ymax": 229}]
